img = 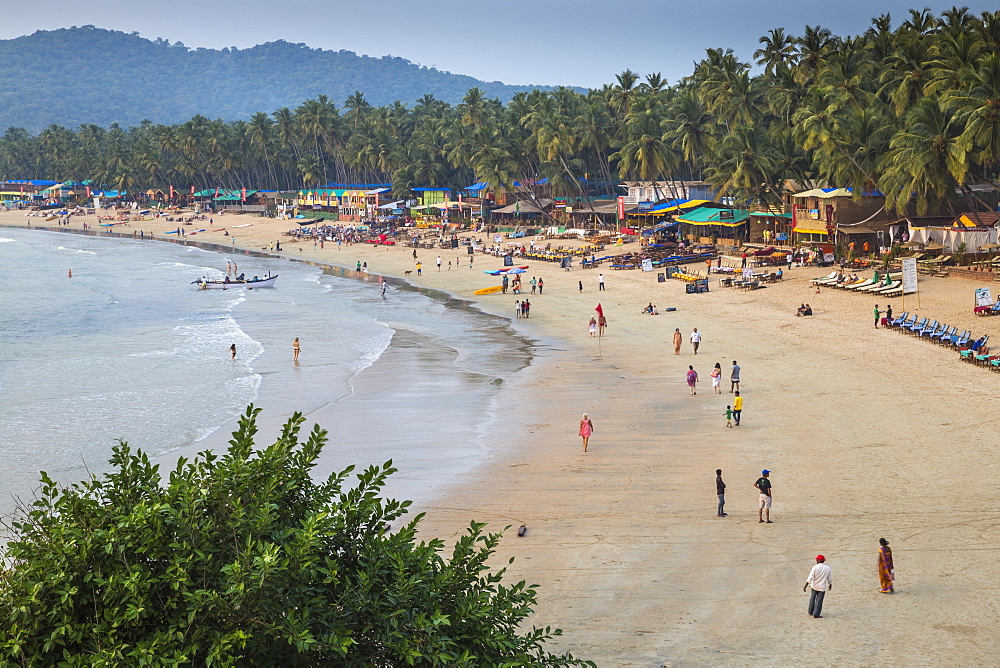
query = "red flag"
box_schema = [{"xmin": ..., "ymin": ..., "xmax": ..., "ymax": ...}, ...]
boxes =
[
  {"xmin": 595, "ymin": 303, "xmax": 604, "ymax": 318},
  {"xmin": 169, "ymin": 185, "xmax": 174, "ymax": 198},
  {"xmin": 241, "ymin": 187, "xmax": 247, "ymax": 202},
  {"xmin": 214, "ymin": 188, "xmax": 219, "ymax": 199},
  {"xmin": 85, "ymin": 186, "xmax": 91, "ymax": 197},
  {"xmin": 190, "ymin": 185, "xmax": 195, "ymax": 194}
]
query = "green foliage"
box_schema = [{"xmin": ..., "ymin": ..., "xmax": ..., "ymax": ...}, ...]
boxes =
[
  {"xmin": 0, "ymin": 27, "xmax": 560, "ymax": 133},
  {"xmin": 0, "ymin": 406, "xmax": 590, "ymax": 666}
]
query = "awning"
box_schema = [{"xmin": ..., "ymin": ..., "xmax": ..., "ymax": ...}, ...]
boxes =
[
  {"xmin": 793, "ymin": 227, "xmax": 829, "ymax": 235},
  {"xmin": 836, "ymin": 225, "xmax": 876, "ymax": 234},
  {"xmin": 365, "ymin": 187, "xmax": 391, "ymax": 195},
  {"xmin": 378, "ymin": 200, "xmax": 404, "ymax": 209}
]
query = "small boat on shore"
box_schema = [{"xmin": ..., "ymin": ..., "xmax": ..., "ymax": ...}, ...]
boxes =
[{"xmin": 193, "ymin": 275, "xmax": 278, "ymax": 289}]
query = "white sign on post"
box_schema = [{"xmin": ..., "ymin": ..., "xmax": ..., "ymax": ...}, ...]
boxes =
[
  {"xmin": 975, "ymin": 287, "xmax": 993, "ymax": 307},
  {"xmin": 641, "ymin": 258, "xmax": 654, "ymax": 272},
  {"xmin": 901, "ymin": 258, "xmax": 918, "ymax": 292}
]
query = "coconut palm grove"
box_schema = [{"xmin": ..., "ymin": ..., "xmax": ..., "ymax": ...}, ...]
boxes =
[{"xmin": 1, "ymin": 7, "xmax": 999, "ymax": 216}]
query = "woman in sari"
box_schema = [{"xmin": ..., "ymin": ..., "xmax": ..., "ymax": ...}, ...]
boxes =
[{"xmin": 878, "ymin": 538, "xmax": 894, "ymax": 593}]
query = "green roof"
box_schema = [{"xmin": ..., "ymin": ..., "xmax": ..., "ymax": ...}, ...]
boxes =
[{"xmin": 675, "ymin": 206, "xmax": 749, "ymax": 226}]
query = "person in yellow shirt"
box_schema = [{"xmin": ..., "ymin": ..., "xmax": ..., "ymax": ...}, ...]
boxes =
[{"xmin": 733, "ymin": 392, "xmax": 743, "ymax": 426}]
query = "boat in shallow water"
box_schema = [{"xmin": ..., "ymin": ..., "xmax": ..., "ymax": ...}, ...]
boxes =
[{"xmin": 193, "ymin": 275, "xmax": 277, "ymax": 289}]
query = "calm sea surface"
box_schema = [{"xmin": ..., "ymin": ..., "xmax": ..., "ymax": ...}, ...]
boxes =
[{"xmin": 0, "ymin": 228, "xmax": 531, "ymax": 515}]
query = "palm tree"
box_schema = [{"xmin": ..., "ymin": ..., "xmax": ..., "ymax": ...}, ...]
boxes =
[
  {"xmin": 878, "ymin": 97, "xmax": 966, "ymax": 214},
  {"xmin": 754, "ymin": 28, "xmax": 797, "ymax": 75}
]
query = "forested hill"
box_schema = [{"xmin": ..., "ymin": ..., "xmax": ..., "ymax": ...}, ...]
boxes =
[{"xmin": 0, "ymin": 26, "xmax": 565, "ymax": 132}]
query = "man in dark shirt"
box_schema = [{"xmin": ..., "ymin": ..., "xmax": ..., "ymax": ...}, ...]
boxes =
[
  {"xmin": 755, "ymin": 470, "xmax": 773, "ymax": 523},
  {"xmin": 716, "ymin": 469, "xmax": 727, "ymax": 517}
]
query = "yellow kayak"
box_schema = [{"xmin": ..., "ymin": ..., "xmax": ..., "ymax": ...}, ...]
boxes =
[{"xmin": 473, "ymin": 285, "xmax": 504, "ymax": 295}]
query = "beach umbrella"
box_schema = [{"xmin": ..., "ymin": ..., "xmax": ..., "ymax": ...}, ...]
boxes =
[
  {"xmin": 900, "ymin": 241, "xmax": 924, "ymax": 248},
  {"xmin": 979, "ymin": 243, "xmax": 1000, "ymax": 251},
  {"xmin": 924, "ymin": 241, "xmax": 945, "ymax": 250}
]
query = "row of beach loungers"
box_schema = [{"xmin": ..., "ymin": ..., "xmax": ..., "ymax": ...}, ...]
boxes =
[
  {"xmin": 887, "ymin": 313, "xmax": 997, "ymax": 370},
  {"xmin": 810, "ymin": 270, "xmax": 916, "ymax": 298}
]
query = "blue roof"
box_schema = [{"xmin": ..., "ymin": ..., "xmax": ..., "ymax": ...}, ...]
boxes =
[
  {"xmin": 2, "ymin": 179, "xmax": 58, "ymax": 186},
  {"xmin": 649, "ymin": 198, "xmax": 691, "ymax": 212},
  {"xmin": 465, "ymin": 182, "xmax": 488, "ymax": 191},
  {"xmin": 318, "ymin": 182, "xmax": 391, "ymax": 189},
  {"xmin": 413, "ymin": 187, "xmax": 450, "ymax": 191},
  {"xmin": 826, "ymin": 187, "xmax": 885, "ymax": 196}
]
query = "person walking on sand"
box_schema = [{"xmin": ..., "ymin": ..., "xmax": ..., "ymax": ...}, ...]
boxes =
[
  {"xmin": 515, "ymin": 299, "xmax": 522, "ymax": 319},
  {"xmin": 725, "ymin": 405, "xmax": 733, "ymax": 428},
  {"xmin": 437, "ymin": 256, "xmax": 442, "ymax": 271},
  {"xmin": 538, "ymin": 277, "xmax": 544, "ymax": 294},
  {"xmin": 579, "ymin": 280, "xmax": 583, "ymax": 292},
  {"xmin": 588, "ymin": 316, "xmax": 597, "ymax": 337},
  {"xmin": 690, "ymin": 328, "xmax": 701, "ymax": 354},
  {"xmin": 686, "ymin": 365, "xmax": 699, "ymax": 394},
  {"xmin": 598, "ymin": 273, "xmax": 605, "ymax": 291},
  {"xmin": 710, "ymin": 362, "xmax": 722, "ymax": 393},
  {"xmin": 530, "ymin": 277, "xmax": 537, "ymax": 294},
  {"xmin": 293, "ymin": 337, "xmax": 300, "ymax": 361},
  {"xmin": 598, "ymin": 314, "xmax": 607, "ymax": 337},
  {"xmin": 416, "ymin": 261, "xmax": 422, "ymax": 276},
  {"xmin": 579, "ymin": 413, "xmax": 593, "ymax": 452},
  {"xmin": 755, "ymin": 469, "xmax": 772, "ymax": 522},
  {"xmin": 804, "ymin": 555, "xmax": 832, "ymax": 618},
  {"xmin": 673, "ymin": 328, "xmax": 683, "ymax": 355},
  {"xmin": 716, "ymin": 469, "xmax": 727, "ymax": 516},
  {"xmin": 878, "ymin": 538, "xmax": 895, "ymax": 593},
  {"xmin": 733, "ymin": 391, "xmax": 743, "ymax": 425},
  {"xmin": 230, "ymin": 343, "xmax": 237, "ymax": 360},
  {"xmin": 731, "ymin": 360, "xmax": 741, "ymax": 392}
]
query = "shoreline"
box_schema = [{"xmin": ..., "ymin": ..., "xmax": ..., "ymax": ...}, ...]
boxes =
[{"xmin": 6, "ymin": 212, "xmax": 1000, "ymax": 663}]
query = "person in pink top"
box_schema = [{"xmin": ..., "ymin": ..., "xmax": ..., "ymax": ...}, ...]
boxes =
[
  {"xmin": 686, "ymin": 366, "xmax": 699, "ymax": 395},
  {"xmin": 579, "ymin": 413, "xmax": 593, "ymax": 452}
]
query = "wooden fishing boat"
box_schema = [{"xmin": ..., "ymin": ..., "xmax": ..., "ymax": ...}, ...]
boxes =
[{"xmin": 193, "ymin": 275, "xmax": 277, "ymax": 289}]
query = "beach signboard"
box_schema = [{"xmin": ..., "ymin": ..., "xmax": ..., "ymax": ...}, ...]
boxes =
[
  {"xmin": 901, "ymin": 257, "xmax": 918, "ymax": 292},
  {"xmin": 976, "ymin": 287, "xmax": 993, "ymax": 307},
  {"xmin": 641, "ymin": 259, "xmax": 654, "ymax": 272}
]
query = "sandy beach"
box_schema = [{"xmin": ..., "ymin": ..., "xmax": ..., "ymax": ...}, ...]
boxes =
[{"xmin": 6, "ymin": 208, "xmax": 1000, "ymax": 665}]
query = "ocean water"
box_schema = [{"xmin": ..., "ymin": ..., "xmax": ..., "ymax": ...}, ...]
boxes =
[{"xmin": 0, "ymin": 228, "xmax": 531, "ymax": 515}]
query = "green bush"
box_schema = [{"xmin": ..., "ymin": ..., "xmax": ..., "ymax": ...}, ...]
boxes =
[{"xmin": 0, "ymin": 406, "xmax": 590, "ymax": 666}]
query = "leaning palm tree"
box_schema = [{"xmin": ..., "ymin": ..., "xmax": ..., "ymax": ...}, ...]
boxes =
[{"xmin": 877, "ymin": 97, "xmax": 967, "ymax": 215}]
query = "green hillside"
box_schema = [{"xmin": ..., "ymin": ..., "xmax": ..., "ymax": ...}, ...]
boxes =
[{"xmin": 0, "ymin": 26, "xmax": 565, "ymax": 131}]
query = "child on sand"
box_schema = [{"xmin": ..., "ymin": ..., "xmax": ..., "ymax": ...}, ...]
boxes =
[{"xmin": 725, "ymin": 406, "xmax": 733, "ymax": 428}]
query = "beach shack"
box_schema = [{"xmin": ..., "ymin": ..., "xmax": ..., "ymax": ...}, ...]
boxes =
[{"xmin": 675, "ymin": 206, "xmax": 749, "ymax": 245}]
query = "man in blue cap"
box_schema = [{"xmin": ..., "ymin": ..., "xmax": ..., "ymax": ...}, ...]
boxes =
[{"xmin": 755, "ymin": 470, "xmax": 773, "ymax": 523}]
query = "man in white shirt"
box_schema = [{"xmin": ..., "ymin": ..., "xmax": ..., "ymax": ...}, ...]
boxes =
[
  {"xmin": 804, "ymin": 555, "xmax": 833, "ymax": 618},
  {"xmin": 690, "ymin": 328, "xmax": 702, "ymax": 354},
  {"xmin": 598, "ymin": 273, "xmax": 606, "ymax": 291}
]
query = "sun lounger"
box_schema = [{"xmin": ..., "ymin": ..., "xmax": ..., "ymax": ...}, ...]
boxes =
[
  {"xmin": 921, "ymin": 322, "xmax": 947, "ymax": 339},
  {"xmin": 906, "ymin": 317, "xmax": 928, "ymax": 334},
  {"xmin": 889, "ymin": 311, "xmax": 910, "ymax": 328},
  {"xmin": 811, "ymin": 272, "xmax": 838, "ymax": 284},
  {"xmin": 879, "ymin": 285, "xmax": 917, "ymax": 297},
  {"xmin": 867, "ymin": 280, "xmax": 902, "ymax": 294},
  {"xmin": 934, "ymin": 325, "xmax": 957, "ymax": 344},
  {"xmin": 916, "ymin": 319, "xmax": 939, "ymax": 337},
  {"xmin": 952, "ymin": 331, "xmax": 972, "ymax": 348}
]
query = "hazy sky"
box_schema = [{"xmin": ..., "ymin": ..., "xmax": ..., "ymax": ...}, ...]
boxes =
[{"xmin": 2, "ymin": 0, "xmax": 996, "ymax": 89}]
